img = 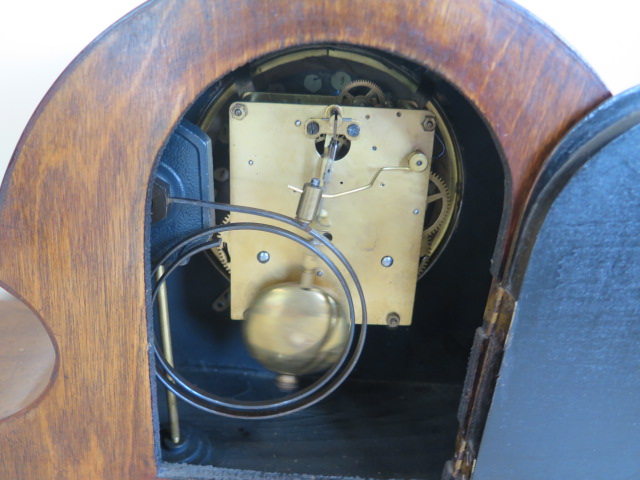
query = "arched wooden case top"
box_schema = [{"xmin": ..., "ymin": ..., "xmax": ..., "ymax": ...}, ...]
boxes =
[{"xmin": 0, "ymin": 0, "xmax": 607, "ymax": 478}]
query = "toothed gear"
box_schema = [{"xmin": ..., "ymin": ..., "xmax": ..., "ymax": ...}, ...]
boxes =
[
  {"xmin": 417, "ymin": 246, "xmax": 434, "ymax": 278},
  {"xmin": 422, "ymin": 173, "xmax": 451, "ymax": 240},
  {"xmin": 339, "ymin": 80, "xmax": 386, "ymax": 106},
  {"xmin": 418, "ymin": 173, "xmax": 452, "ymax": 278},
  {"xmin": 212, "ymin": 214, "xmax": 231, "ymax": 273}
]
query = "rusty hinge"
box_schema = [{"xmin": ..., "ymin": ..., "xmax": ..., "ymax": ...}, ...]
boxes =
[
  {"xmin": 483, "ymin": 279, "xmax": 516, "ymax": 341},
  {"xmin": 442, "ymin": 279, "xmax": 517, "ymax": 480},
  {"xmin": 442, "ymin": 437, "xmax": 476, "ymax": 480}
]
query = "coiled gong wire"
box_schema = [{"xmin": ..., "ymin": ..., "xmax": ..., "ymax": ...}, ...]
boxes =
[{"xmin": 152, "ymin": 197, "xmax": 367, "ymax": 419}]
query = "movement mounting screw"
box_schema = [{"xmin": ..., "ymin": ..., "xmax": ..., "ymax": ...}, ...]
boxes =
[
  {"xmin": 230, "ymin": 103, "xmax": 247, "ymax": 120},
  {"xmin": 421, "ymin": 115, "xmax": 436, "ymax": 132},
  {"xmin": 306, "ymin": 121, "xmax": 320, "ymax": 136},
  {"xmin": 386, "ymin": 312, "xmax": 400, "ymax": 328},
  {"xmin": 347, "ymin": 123, "xmax": 360, "ymax": 137}
]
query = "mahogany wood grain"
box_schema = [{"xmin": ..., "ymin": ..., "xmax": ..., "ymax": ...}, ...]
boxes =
[{"xmin": 0, "ymin": 0, "xmax": 608, "ymax": 478}]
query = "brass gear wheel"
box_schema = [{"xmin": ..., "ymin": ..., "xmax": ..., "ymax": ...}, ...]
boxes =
[
  {"xmin": 212, "ymin": 214, "xmax": 231, "ymax": 273},
  {"xmin": 417, "ymin": 246, "xmax": 434, "ymax": 279},
  {"xmin": 418, "ymin": 173, "xmax": 451, "ymax": 277},
  {"xmin": 339, "ymin": 80, "xmax": 386, "ymax": 106},
  {"xmin": 421, "ymin": 173, "xmax": 451, "ymax": 249}
]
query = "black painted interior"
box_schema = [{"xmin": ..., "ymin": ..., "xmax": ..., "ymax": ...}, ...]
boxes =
[{"xmin": 151, "ymin": 49, "xmax": 505, "ymax": 480}]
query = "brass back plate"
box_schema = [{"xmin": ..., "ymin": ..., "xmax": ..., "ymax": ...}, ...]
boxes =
[{"xmin": 228, "ymin": 102, "xmax": 434, "ymax": 325}]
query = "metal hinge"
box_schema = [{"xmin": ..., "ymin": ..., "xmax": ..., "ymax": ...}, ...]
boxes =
[
  {"xmin": 483, "ymin": 280, "xmax": 516, "ymax": 340},
  {"xmin": 442, "ymin": 438, "xmax": 476, "ymax": 480},
  {"xmin": 442, "ymin": 280, "xmax": 517, "ymax": 480}
]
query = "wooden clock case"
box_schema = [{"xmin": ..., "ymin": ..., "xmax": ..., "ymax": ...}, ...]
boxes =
[{"xmin": 0, "ymin": 0, "xmax": 609, "ymax": 479}]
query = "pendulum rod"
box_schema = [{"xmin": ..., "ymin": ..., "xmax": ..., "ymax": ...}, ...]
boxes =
[{"xmin": 156, "ymin": 265, "xmax": 181, "ymax": 444}]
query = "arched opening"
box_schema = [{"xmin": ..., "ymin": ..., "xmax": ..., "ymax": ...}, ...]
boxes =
[{"xmin": 147, "ymin": 45, "xmax": 506, "ymax": 479}]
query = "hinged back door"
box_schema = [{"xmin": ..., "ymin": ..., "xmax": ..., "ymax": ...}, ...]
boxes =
[{"xmin": 473, "ymin": 87, "xmax": 640, "ymax": 479}]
